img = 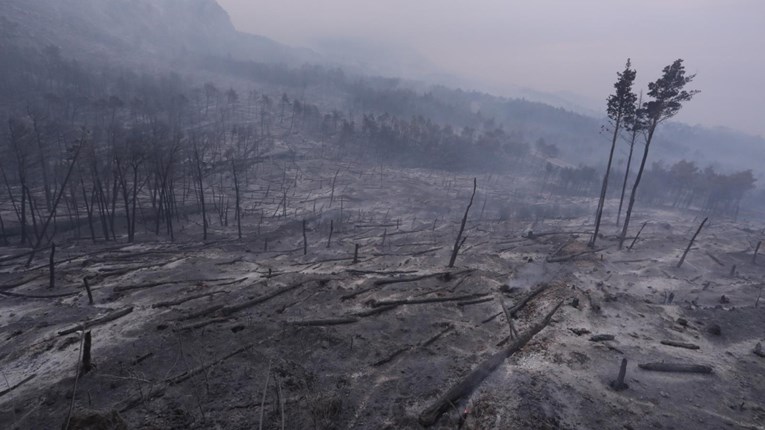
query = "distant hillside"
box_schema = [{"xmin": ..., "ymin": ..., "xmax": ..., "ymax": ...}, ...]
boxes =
[
  {"xmin": 2, "ymin": 0, "xmax": 318, "ymax": 65},
  {"xmin": 2, "ymin": 0, "xmax": 763, "ymax": 185}
]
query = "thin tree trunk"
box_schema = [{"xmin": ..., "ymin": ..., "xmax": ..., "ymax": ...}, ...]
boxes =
[
  {"xmin": 19, "ymin": 174, "xmax": 27, "ymax": 245},
  {"xmin": 81, "ymin": 179, "xmax": 96, "ymax": 242},
  {"xmin": 753, "ymin": 241, "xmax": 761, "ymax": 264},
  {"xmin": 448, "ymin": 178, "xmax": 477, "ymax": 268},
  {"xmin": 232, "ymin": 161, "xmax": 242, "ymax": 239},
  {"xmin": 130, "ymin": 166, "xmax": 139, "ymax": 242},
  {"xmin": 0, "ymin": 212, "xmax": 7, "ymax": 245},
  {"xmin": 25, "ymin": 139, "xmax": 83, "ymax": 267},
  {"xmin": 590, "ymin": 116, "xmax": 621, "ymax": 247},
  {"xmin": 193, "ymin": 144, "xmax": 207, "ymax": 241},
  {"xmin": 677, "ymin": 217, "xmax": 708, "ymax": 268},
  {"xmin": 617, "ymin": 127, "xmax": 638, "ymax": 227},
  {"xmin": 48, "ymin": 242, "xmax": 55, "ymax": 289},
  {"xmin": 302, "ymin": 219, "xmax": 307, "ymax": 255},
  {"xmin": 619, "ymin": 120, "xmax": 657, "ymax": 249}
]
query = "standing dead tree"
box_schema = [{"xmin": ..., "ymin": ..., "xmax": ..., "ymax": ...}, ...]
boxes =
[
  {"xmin": 302, "ymin": 219, "xmax": 308, "ymax": 255},
  {"xmin": 448, "ymin": 178, "xmax": 477, "ymax": 268},
  {"xmin": 753, "ymin": 240, "xmax": 761, "ymax": 264},
  {"xmin": 192, "ymin": 138, "xmax": 208, "ymax": 241},
  {"xmin": 677, "ymin": 217, "xmax": 708, "ymax": 268},
  {"xmin": 326, "ymin": 219, "xmax": 334, "ymax": 248},
  {"xmin": 25, "ymin": 135, "xmax": 84, "ymax": 267},
  {"xmin": 232, "ymin": 159, "xmax": 242, "ymax": 239},
  {"xmin": 48, "ymin": 242, "xmax": 55, "ymax": 289},
  {"xmin": 628, "ymin": 221, "xmax": 648, "ymax": 250},
  {"xmin": 329, "ymin": 168, "xmax": 340, "ymax": 207}
]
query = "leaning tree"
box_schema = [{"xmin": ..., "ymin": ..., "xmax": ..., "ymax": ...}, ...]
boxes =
[
  {"xmin": 590, "ymin": 59, "xmax": 637, "ymax": 247},
  {"xmin": 619, "ymin": 59, "xmax": 699, "ymax": 249}
]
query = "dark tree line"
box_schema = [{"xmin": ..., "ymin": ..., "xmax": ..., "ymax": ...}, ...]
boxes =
[
  {"xmin": 639, "ymin": 161, "xmax": 756, "ymax": 218},
  {"xmin": 0, "ymin": 41, "xmax": 543, "ymax": 247}
]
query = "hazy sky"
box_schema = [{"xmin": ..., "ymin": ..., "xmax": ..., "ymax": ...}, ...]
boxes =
[{"xmin": 218, "ymin": 0, "xmax": 765, "ymax": 136}]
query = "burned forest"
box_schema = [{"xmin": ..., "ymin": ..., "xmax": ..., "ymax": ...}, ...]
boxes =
[{"xmin": 1, "ymin": 1, "xmax": 764, "ymax": 429}]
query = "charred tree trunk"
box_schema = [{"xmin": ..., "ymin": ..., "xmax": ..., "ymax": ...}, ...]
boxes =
[
  {"xmin": 628, "ymin": 221, "xmax": 648, "ymax": 250},
  {"xmin": 193, "ymin": 143, "xmax": 207, "ymax": 241},
  {"xmin": 129, "ymin": 163, "xmax": 140, "ymax": 242},
  {"xmin": 25, "ymin": 138, "xmax": 83, "ymax": 267},
  {"xmin": 448, "ymin": 178, "xmax": 477, "ymax": 268},
  {"xmin": 590, "ymin": 116, "xmax": 621, "ymax": 247},
  {"xmin": 48, "ymin": 242, "xmax": 55, "ymax": 289},
  {"xmin": 620, "ymin": 119, "xmax": 657, "ymax": 249},
  {"xmin": 753, "ymin": 241, "xmax": 761, "ymax": 264},
  {"xmin": 677, "ymin": 217, "xmax": 708, "ymax": 268},
  {"xmin": 0, "ymin": 212, "xmax": 7, "ymax": 245},
  {"xmin": 617, "ymin": 126, "xmax": 639, "ymax": 227},
  {"xmin": 232, "ymin": 160, "xmax": 242, "ymax": 240},
  {"xmin": 302, "ymin": 219, "xmax": 308, "ymax": 255},
  {"xmin": 81, "ymin": 178, "xmax": 96, "ymax": 242}
]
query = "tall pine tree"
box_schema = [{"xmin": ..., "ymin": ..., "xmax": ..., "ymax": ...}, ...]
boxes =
[
  {"xmin": 619, "ymin": 59, "xmax": 699, "ymax": 249},
  {"xmin": 589, "ymin": 59, "xmax": 637, "ymax": 247}
]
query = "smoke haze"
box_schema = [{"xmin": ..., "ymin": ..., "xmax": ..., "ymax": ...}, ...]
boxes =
[{"xmin": 219, "ymin": 0, "xmax": 765, "ymax": 136}]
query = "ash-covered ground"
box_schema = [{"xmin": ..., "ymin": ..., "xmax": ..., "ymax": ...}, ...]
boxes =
[{"xmin": 1, "ymin": 158, "xmax": 764, "ymax": 429}]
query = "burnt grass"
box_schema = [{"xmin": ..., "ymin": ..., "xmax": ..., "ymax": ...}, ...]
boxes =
[{"xmin": 1, "ymin": 158, "xmax": 764, "ymax": 429}]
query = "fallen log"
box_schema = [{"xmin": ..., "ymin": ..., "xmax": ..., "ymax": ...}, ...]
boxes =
[
  {"xmin": 0, "ymin": 248, "xmax": 46, "ymax": 264},
  {"xmin": 0, "ymin": 290, "xmax": 79, "ymax": 299},
  {"xmin": 546, "ymin": 238, "xmax": 575, "ymax": 261},
  {"xmin": 290, "ymin": 317, "xmax": 359, "ymax": 326},
  {"xmin": 374, "ymin": 269, "xmax": 473, "ymax": 287},
  {"xmin": 58, "ymin": 306, "xmax": 134, "ymax": 336},
  {"xmin": 353, "ymin": 305, "xmax": 398, "ymax": 317},
  {"xmin": 506, "ymin": 283, "xmax": 551, "ymax": 318},
  {"xmin": 418, "ymin": 301, "xmax": 563, "ymax": 427},
  {"xmin": 638, "ymin": 362, "xmax": 713, "ymax": 374},
  {"xmin": 547, "ymin": 248, "xmax": 604, "ymax": 263},
  {"xmin": 0, "ymin": 274, "xmax": 44, "ymax": 291},
  {"xmin": 660, "ymin": 340, "xmax": 700, "ymax": 350},
  {"xmin": 341, "ymin": 269, "xmax": 473, "ymax": 301},
  {"xmin": 372, "ymin": 347, "xmax": 409, "ymax": 367},
  {"xmin": 374, "ymin": 324, "xmax": 454, "ymax": 367},
  {"xmin": 152, "ymin": 291, "xmax": 227, "ymax": 308},
  {"xmin": 370, "ymin": 293, "xmax": 488, "ymax": 308},
  {"xmin": 705, "ymin": 252, "xmax": 725, "ymax": 267},
  {"xmin": 0, "ymin": 373, "xmax": 36, "ymax": 399},
  {"xmin": 345, "ymin": 269, "xmax": 419, "ymax": 276},
  {"xmin": 179, "ymin": 305, "xmax": 224, "ymax": 321},
  {"xmin": 117, "ymin": 344, "xmax": 254, "ymax": 412},
  {"xmin": 113, "ymin": 280, "xmax": 186, "ymax": 293},
  {"xmin": 177, "ymin": 318, "xmax": 229, "ymax": 331},
  {"xmin": 114, "ymin": 277, "xmax": 234, "ymax": 293},
  {"xmin": 481, "ymin": 311, "xmax": 503, "ymax": 324},
  {"xmin": 221, "ymin": 281, "xmax": 311, "ymax": 316},
  {"xmin": 457, "ymin": 297, "xmax": 494, "ymax": 306}
]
